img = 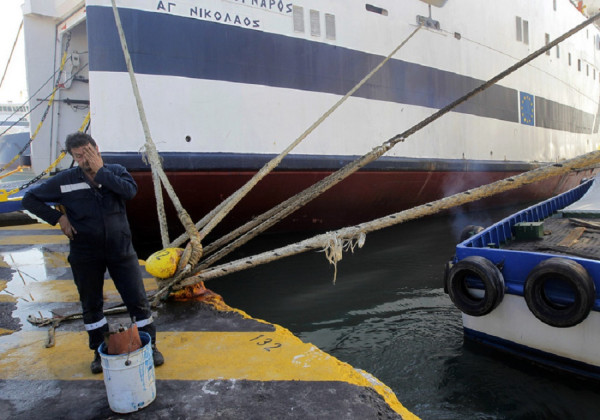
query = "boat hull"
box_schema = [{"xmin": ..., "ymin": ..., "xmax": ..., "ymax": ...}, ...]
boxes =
[
  {"xmin": 446, "ymin": 178, "xmax": 600, "ymax": 380},
  {"xmin": 463, "ymin": 295, "xmax": 600, "ymax": 380}
]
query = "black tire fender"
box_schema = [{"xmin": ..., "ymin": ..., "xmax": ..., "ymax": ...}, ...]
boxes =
[
  {"xmin": 446, "ymin": 256, "xmax": 505, "ymax": 316},
  {"xmin": 524, "ymin": 258, "xmax": 595, "ymax": 328}
]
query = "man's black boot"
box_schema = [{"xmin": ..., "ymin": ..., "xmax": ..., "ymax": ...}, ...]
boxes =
[
  {"xmin": 152, "ymin": 344, "xmax": 164, "ymax": 367},
  {"xmin": 91, "ymin": 349, "xmax": 102, "ymax": 374}
]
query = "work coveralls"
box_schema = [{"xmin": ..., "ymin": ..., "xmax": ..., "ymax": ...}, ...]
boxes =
[{"xmin": 22, "ymin": 164, "xmax": 156, "ymax": 350}]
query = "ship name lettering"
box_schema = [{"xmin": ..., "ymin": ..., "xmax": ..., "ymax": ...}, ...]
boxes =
[
  {"xmin": 235, "ymin": 0, "xmax": 292, "ymax": 13},
  {"xmin": 189, "ymin": 7, "xmax": 260, "ymax": 28},
  {"xmin": 157, "ymin": 1, "xmax": 176, "ymax": 13}
]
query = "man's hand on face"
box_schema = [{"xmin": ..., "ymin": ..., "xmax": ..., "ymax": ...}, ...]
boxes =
[{"xmin": 83, "ymin": 144, "xmax": 103, "ymax": 174}]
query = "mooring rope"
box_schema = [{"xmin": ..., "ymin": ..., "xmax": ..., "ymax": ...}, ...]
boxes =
[
  {"xmin": 0, "ymin": 20, "xmax": 23, "ymax": 90},
  {"xmin": 168, "ymin": 24, "xmax": 423, "ymax": 249},
  {"xmin": 110, "ymin": 0, "xmax": 202, "ymax": 278},
  {"xmin": 193, "ymin": 11, "xmax": 600, "ymax": 273},
  {"xmin": 170, "ymin": 149, "xmax": 600, "ymax": 289}
]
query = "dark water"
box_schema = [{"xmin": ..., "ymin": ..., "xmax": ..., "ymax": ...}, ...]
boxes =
[{"xmin": 199, "ymin": 206, "xmax": 600, "ymax": 419}]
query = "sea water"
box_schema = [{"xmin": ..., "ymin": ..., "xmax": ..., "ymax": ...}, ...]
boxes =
[{"xmin": 206, "ymin": 206, "xmax": 600, "ymax": 419}]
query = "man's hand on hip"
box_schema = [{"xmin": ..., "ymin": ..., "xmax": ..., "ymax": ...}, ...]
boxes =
[{"xmin": 58, "ymin": 214, "xmax": 77, "ymax": 240}]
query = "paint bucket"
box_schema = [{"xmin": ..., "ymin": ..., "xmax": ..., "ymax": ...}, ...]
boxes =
[{"xmin": 98, "ymin": 331, "xmax": 156, "ymax": 413}]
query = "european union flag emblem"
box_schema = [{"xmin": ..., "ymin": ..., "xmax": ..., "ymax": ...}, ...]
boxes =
[{"xmin": 520, "ymin": 91, "xmax": 534, "ymax": 126}]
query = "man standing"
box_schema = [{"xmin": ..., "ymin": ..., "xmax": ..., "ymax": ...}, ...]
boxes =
[{"xmin": 22, "ymin": 132, "xmax": 164, "ymax": 373}]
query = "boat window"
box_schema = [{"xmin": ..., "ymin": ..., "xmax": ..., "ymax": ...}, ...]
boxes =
[
  {"xmin": 545, "ymin": 33, "xmax": 550, "ymax": 55},
  {"xmin": 578, "ymin": 59, "xmax": 581, "ymax": 71},
  {"xmin": 568, "ymin": 52, "xmax": 572, "ymax": 66},
  {"xmin": 293, "ymin": 5, "xmax": 304, "ymax": 33},
  {"xmin": 325, "ymin": 13, "xmax": 336, "ymax": 40},
  {"xmin": 556, "ymin": 44, "xmax": 560, "ymax": 58},
  {"xmin": 553, "ymin": 0, "xmax": 557, "ymax": 11},
  {"xmin": 310, "ymin": 10, "xmax": 320, "ymax": 37},
  {"xmin": 516, "ymin": 17, "xmax": 522, "ymax": 42},
  {"xmin": 523, "ymin": 20, "xmax": 529, "ymax": 44},
  {"xmin": 365, "ymin": 4, "xmax": 388, "ymax": 16}
]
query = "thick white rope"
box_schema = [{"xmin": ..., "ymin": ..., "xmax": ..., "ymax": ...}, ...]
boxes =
[
  {"xmin": 170, "ymin": 149, "xmax": 600, "ymax": 289},
  {"xmin": 110, "ymin": 0, "xmax": 202, "ymax": 267},
  {"xmin": 193, "ymin": 11, "xmax": 600, "ymax": 270}
]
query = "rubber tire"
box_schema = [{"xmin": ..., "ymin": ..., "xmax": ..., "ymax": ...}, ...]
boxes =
[
  {"xmin": 446, "ymin": 256, "xmax": 505, "ymax": 316},
  {"xmin": 524, "ymin": 258, "xmax": 595, "ymax": 328},
  {"xmin": 459, "ymin": 225, "xmax": 484, "ymax": 242}
]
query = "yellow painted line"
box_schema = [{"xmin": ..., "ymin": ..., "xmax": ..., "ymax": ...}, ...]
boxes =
[
  {"xmin": 43, "ymin": 250, "xmax": 69, "ymax": 268},
  {"xmin": 0, "ymin": 223, "xmax": 59, "ymax": 231},
  {"xmin": 0, "ymin": 329, "xmax": 416, "ymax": 419},
  {"xmin": 0, "ymin": 234, "xmax": 68, "ymax": 245},
  {"xmin": 0, "ymin": 280, "xmax": 14, "ymax": 302},
  {"xmin": 0, "ymin": 328, "xmax": 14, "ymax": 336},
  {"xmin": 8, "ymin": 278, "xmax": 157, "ymax": 302}
]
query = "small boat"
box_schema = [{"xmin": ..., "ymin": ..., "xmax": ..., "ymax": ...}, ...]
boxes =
[{"xmin": 445, "ymin": 176, "xmax": 600, "ymax": 379}]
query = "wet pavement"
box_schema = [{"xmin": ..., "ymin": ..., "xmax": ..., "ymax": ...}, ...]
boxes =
[{"xmin": 0, "ymin": 215, "xmax": 416, "ymax": 419}]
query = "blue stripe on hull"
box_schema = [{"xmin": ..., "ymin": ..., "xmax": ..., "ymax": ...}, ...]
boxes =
[
  {"xmin": 87, "ymin": 6, "xmax": 594, "ymax": 134},
  {"xmin": 464, "ymin": 327, "xmax": 600, "ymax": 381},
  {"xmin": 101, "ymin": 151, "xmax": 537, "ymax": 173}
]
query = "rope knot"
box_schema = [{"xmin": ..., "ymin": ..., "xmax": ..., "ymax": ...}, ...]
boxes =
[{"xmin": 322, "ymin": 232, "xmax": 366, "ymax": 284}]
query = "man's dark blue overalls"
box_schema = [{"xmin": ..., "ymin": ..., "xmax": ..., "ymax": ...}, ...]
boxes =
[{"xmin": 22, "ymin": 164, "xmax": 156, "ymax": 353}]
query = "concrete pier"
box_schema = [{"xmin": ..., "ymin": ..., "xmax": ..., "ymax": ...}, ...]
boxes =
[{"xmin": 0, "ymin": 217, "xmax": 417, "ymax": 419}]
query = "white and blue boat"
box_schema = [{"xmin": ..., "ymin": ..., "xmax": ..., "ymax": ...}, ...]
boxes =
[{"xmin": 445, "ymin": 177, "xmax": 600, "ymax": 379}]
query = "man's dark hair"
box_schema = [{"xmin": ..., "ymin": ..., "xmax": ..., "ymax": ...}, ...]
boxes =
[{"xmin": 65, "ymin": 132, "xmax": 97, "ymax": 154}]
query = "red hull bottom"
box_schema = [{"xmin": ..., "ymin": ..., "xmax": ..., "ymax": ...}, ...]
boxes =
[{"xmin": 127, "ymin": 169, "xmax": 595, "ymax": 247}]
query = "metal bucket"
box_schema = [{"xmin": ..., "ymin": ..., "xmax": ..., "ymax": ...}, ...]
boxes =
[{"xmin": 98, "ymin": 331, "xmax": 156, "ymax": 413}]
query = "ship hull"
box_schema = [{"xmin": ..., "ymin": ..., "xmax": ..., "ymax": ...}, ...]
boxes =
[{"xmin": 117, "ymin": 152, "xmax": 594, "ymax": 244}]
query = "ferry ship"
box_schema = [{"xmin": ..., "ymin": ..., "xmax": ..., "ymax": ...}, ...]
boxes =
[{"xmin": 20, "ymin": 0, "xmax": 600, "ymax": 242}]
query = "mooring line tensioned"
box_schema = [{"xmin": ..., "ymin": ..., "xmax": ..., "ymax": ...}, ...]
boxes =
[
  {"xmin": 0, "ymin": 20, "xmax": 23, "ymax": 91},
  {"xmin": 111, "ymin": 0, "xmax": 203, "ymax": 277},
  {"xmin": 191, "ymin": 11, "xmax": 600, "ymax": 275},
  {"xmin": 174, "ymin": 149, "xmax": 600, "ymax": 288}
]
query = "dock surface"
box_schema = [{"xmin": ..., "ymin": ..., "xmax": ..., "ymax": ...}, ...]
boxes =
[{"xmin": 0, "ymin": 218, "xmax": 416, "ymax": 419}]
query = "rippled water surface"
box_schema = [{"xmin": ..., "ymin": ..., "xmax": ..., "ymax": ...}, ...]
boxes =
[{"xmin": 206, "ymin": 207, "xmax": 600, "ymax": 419}]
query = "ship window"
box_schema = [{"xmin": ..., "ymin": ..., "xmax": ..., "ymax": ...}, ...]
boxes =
[
  {"xmin": 553, "ymin": 0, "xmax": 557, "ymax": 11},
  {"xmin": 545, "ymin": 33, "xmax": 550, "ymax": 55},
  {"xmin": 310, "ymin": 10, "xmax": 320, "ymax": 37},
  {"xmin": 578, "ymin": 59, "xmax": 581, "ymax": 71},
  {"xmin": 366, "ymin": 4, "xmax": 388, "ymax": 16},
  {"xmin": 293, "ymin": 6, "xmax": 304, "ymax": 33},
  {"xmin": 587, "ymin": 64, "xmax": 589, "ymax": 76},
  {"xmin": 516, "ymin": 17, "xmax": 529, "ymax": 44},
  {"xmin": 556, "ymin": 45, "xmax": 560, "ymax": 58},
  {"xmin": 325, "ymin": 13, "xmax": 336, "ymax": 40},
  {"xmin": 568, "ymin": 52, "xmax": 572, "ymax": 66}
]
